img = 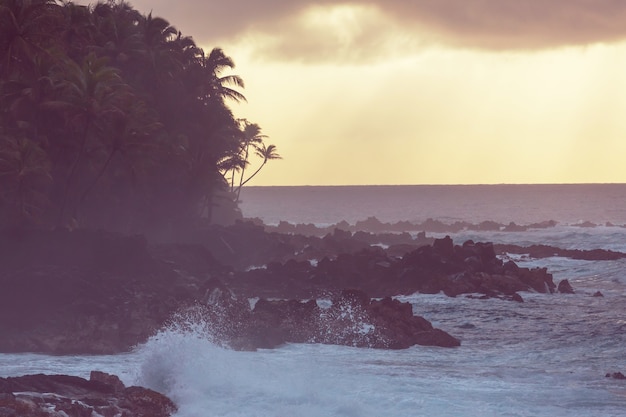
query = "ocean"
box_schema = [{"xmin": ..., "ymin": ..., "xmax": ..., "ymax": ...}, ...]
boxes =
[{"xmin": 2, "ymin": 184, "xmax": 626, "ymax": 417}]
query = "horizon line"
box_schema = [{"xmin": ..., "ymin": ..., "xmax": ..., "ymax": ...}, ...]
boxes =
[{"xmin": 244, "ymin": 182, "xmax": 626, "ymax": 187}]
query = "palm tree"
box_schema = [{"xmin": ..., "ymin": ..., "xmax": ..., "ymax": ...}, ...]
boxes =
[
  {"xmin": 214, "ymin": 120, "xmax": 280, "ymax": 201},
  {"xmin": 0, "ymin": 0, "xmax": 61, "ymax": 79},
  {"xmin": 196, "ymin": 47, "xmax": 246, "ymax": 104},
  {"xmin": 1, "ymin": 52, "xmax": 56, "ymax": 136},
  {"xmin": 234, "ymin": 119, "xmax": 265, "ymax": 191},
  {"xmin": 235, "ymin": 142, "xmax": 281, "ymax": 201},
  {"xmin": 77, "ymin": 94, "xmax": 161, "ymax": 210},
  {"xmin": 58, "ymin": 0, "xmax": 94, "ymax": 61},
  {"xmin": 0, "ymin": 0, "xmax": 258, "ymax": 230},
  {"xmin": 49, "ymin": 52, "xmax": 130, "ymax": 225},
  {"xmin": 135, "ymin": 12, "xmax": 180, "ymax": 86},
  {"xmin": 237, "ymin": 143, "xmax": 283, "ymax": 188},
  {"xmin": 0, "ymin": 132, "xmax": 52, "ymax": 226}
]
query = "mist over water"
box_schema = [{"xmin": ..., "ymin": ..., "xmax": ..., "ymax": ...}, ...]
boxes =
[{"xmin": 2, "ymin": 184, "xmax": 626, "ymax": 416}]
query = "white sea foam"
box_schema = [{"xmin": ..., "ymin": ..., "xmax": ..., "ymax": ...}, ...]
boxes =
[{"xmin": 2, "ymin": 278, "xmax": 625, "ymax": 416}]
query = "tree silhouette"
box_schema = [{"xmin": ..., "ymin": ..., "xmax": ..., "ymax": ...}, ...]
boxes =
[
  {"xmin": 0, "ymin": 132, "xmax": 51, "ymax": 227},
  {"xmin": 0, "ymin": 0, "xmax": 60, "ymax": 79},
  {"xmin": 0, "ymin": 0, "xmax": 277, "ymax": 233},
  {"xmin": 49, "ymin": 52, "xmax": 130, "ymax": 225}
]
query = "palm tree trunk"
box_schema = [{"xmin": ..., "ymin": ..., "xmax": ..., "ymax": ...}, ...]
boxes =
[
  {"xmin": 235, "ymin": 160, "xmax": 266, "ymax": 202},
  {"xmin": 237, "ymin": 143, "xmax": 250, "ymax": 195}
]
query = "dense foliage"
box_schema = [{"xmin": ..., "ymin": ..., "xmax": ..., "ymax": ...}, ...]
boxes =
[{"xmin": 0, "ymin": 0, "xmax": 280, "ymax": 237}]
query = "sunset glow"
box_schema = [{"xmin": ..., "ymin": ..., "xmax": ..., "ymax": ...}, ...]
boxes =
[{"xmin": 121, "ymin": 1, "xmax": 626, "ymax": 185}]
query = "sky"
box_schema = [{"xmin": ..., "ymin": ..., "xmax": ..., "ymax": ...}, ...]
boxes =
[{"xmin": 123, "ymin": 1, "xmax": 626, "ymax": 185}]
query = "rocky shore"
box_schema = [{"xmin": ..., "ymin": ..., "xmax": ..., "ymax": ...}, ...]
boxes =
[
  {"xmin": 0, "ymin": 226, "xmax": 462, "ymax": 354},
  {"xmin": 0, "ymin": 220, "xmax": 606, "ymax": 355},
  {"xmin": 0, "ymin": 371, "xmax": 176, "ymax": 417},
  {"xmin": 2, "ymin": 220, "xmax": 623, "ymax": 416}
]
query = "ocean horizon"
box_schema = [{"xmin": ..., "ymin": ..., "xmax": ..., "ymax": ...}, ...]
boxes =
[{"xmin": 239, "ymin": 183, "xmax": 626, "ymax": 227}]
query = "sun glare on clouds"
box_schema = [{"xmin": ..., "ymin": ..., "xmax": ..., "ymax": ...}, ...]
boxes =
[
  {"xmin": 114, "ymin": 0, "xmax": 626, "ymax": 186},
  {"xmin": 227, "ymin": 33, "xmax": 626, "ymax": 185}
]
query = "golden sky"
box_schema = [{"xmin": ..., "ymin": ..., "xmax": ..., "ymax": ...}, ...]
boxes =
[{"xmin": 126, "ymin": 1, "xmax": 626, "ymax": 185}]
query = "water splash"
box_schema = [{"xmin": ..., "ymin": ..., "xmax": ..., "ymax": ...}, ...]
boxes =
[
  {"xmin": 314, "ymin": 298, "xmax": 383, "ymax": 348},
  {"xmin": 132, "ymin": 311, "xmax": 377, "ymax": 417}
]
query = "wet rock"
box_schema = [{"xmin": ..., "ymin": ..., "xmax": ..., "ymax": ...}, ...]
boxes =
[
  {"xmin": 495, "ymin": 243, "xmax": 626, "ymax": 261},
  {"xmin": 605, "ymin": 372, "xmax": 626, "ymax": 380},
  {"xmin": 90, "ymin": 370, "xmax": 125, "ymax": 392},
  {"xmin": 235, "ymin": 289, "xmax": 460, "ymax": 350},
  {"xmin": 471, "ymin": 220, "xmax": 502, "ymax": 231},
  {"xmin": 503, "ymin": 222, "xmax": 528, "ymax": 232},
  {"xmin": 0, "ymin": 228, "xmax": 559, "ymax": 354},
  {"xmin": 593, "ymin": 291, "xmax": 604, "ymax": 297},
  {"xmin": 557, "ymin": 279, "xmax": 575, "ymax": 294},
  {"xmin": 0, "ymin": 372, "xmax": 176, "ymax": 417}
]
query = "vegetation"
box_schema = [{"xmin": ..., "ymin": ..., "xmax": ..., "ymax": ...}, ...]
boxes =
[{"xmin": 0, "ymin": 0, "xmax": 280, "ymax": 236}]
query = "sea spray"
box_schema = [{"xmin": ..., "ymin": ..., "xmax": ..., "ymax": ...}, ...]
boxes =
[
  {"xmin": 132, "ymin": 310, "xmax": 377, "ymax": 417},
  {"xmin": 314, "ymin": 293, "xmax": 382, "ymax": 348}
]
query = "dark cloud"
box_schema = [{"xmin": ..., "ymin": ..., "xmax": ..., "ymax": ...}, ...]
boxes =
[
  {"xmin": 382, "ymin": 0, "xmax": 626, "ymax": 49},
  {"xmin": 123, "ymin": 0, "xmax": 626, "ymax": 58}
]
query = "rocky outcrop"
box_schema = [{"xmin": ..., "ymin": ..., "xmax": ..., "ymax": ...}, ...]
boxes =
[
  {"xmin": 229, "ymin": 236, "xmax": 556, "ymax": 299},
  {"xmin": 495, "ymin": 243, "xmax": 626, "ymax": 261},
  {"xmin": 230, "ymin": 289, "xmax": 460, "ymax": 350},
  {"xmin": 0, "ymin": 228, "xmax": 564, "ymax": 354},
  {"xmin": 557, "ymin": 279, "xmax": 575, "ymax": 294},
  {"xmin": 263, "ymin": 216, "xmax": 560, "ymax": 237},
  {"xmin": 0, "ymin": 371, "xmax": 176, "ymax": 417},
  {"xmin": 0, "ymin": 230, "xmax": 462, "ymax": 353}
]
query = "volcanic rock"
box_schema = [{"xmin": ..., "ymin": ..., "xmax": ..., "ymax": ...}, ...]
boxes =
[
  {"xmin": 557, "ymin": 279, "xmax": 575, "ymax": 294},
  {"xmin": 235, "ymin": 289, "xmax": 460, "ymax": 349},
  {"xmin": 0, "ymin": 372, "xmax": 176, "ymax": 417}
]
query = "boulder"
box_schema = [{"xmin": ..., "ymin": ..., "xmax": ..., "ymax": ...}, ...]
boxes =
[
  {"xmin": 557, "ymin": 279, "xmax": 575, "ymax": 294},
  {"xmin": 235, "ymin": 289, "xmax": 460, "ymax": 350},
  {"xmin": 0, "ymin": 372, "xmax": 176, "ymax": 417}
]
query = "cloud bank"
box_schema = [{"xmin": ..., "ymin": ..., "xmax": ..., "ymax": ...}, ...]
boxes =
[{"xmin": 125, "ymin": 0, "xmax": 626, "ymax": 61}]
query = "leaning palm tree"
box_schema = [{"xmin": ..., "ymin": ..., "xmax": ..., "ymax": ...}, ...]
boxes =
[
  {"xmin": 235, "ymin": 119, "xmax": 266, "ymax": 192},
  {"xmin": 235, "ymin": 142, "xmax": 281, "ymax": 201}
]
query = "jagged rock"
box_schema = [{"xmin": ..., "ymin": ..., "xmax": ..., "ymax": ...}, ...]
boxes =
[
  {"xmin": 0, "ymin": 228, "xmax": 563, "ymax": 354},
  {"xmin": 558, "ymin": 279, "xmax": 575, "ymax": 294},
  {"xmin": 234, "ymin": 289, "xmax": 460, "ymax": 350},
  {"xmin": 510, "ymin": 293, "xmax": 524, "ymax": 303},
  {"xmin": 0, "ymin": 372, "xmax": 176, "ymax": 417},
  {"xmin": 495, "ymin": 243, "xmax": 626, "ymax": 261}
]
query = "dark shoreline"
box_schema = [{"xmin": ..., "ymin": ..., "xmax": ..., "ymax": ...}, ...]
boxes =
[
  {"xmin": 1, "ymin": 221, "xmax": 622, "ymax": 417},
  {"xmin": 1, "ymin": 219, "xmax": 612, "ymax": 356}
]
